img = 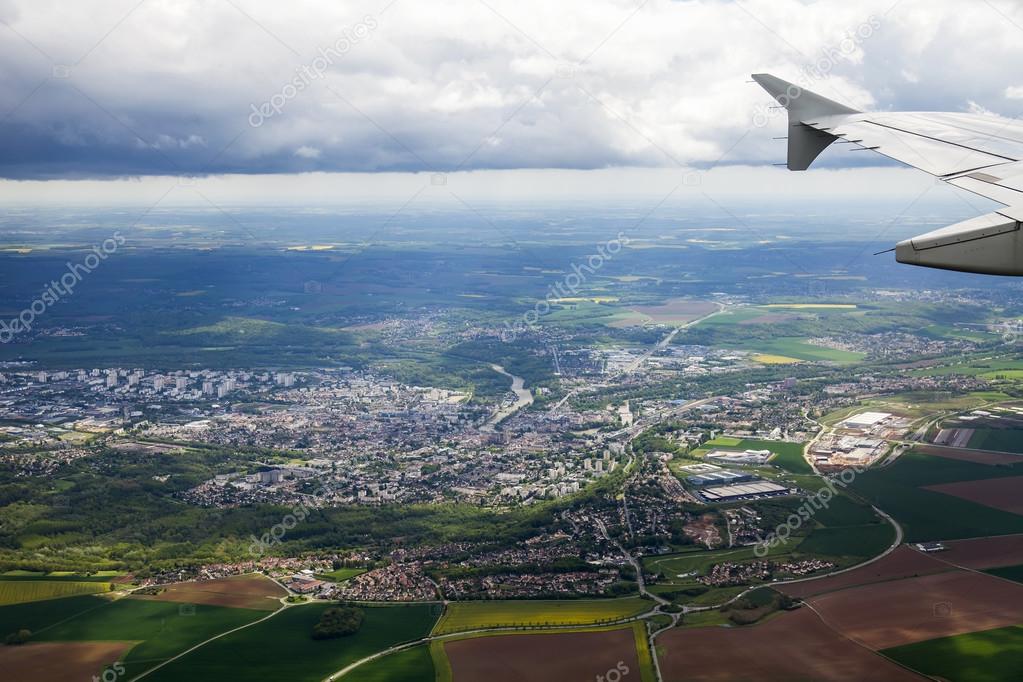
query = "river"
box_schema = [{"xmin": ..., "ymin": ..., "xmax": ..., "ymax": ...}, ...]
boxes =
[{"xmin": 486, "ymin": 364, "xmax": 533, "ymax": 426}]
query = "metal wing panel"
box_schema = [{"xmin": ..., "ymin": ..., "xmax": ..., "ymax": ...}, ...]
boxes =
[
  {"xmin": 811, "ymin": 117, "xmax": 1013, "ymax": 176},
  {"xmin": 867, "ymin": 113, "xmax": 1023, "ymax": 161}
]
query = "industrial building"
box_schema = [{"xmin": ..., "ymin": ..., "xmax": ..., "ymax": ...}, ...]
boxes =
[
  {"xmin": 698, "ymin": 481, "xmax": 790, "ymax": 502},
  {"xmin": 705, "ymin": 449, "xmax": 772, "ymax": 466},
  {"xmin": 686, "ymin": 470, "xmax": 755, "ymax": 487}
]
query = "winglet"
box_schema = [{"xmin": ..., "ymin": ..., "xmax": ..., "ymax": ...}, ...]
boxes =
[{"xmin": 751, "ymin": 73, "xmax": 859, "ymax": 170}]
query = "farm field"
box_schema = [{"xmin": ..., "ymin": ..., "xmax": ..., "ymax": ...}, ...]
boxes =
[
  {"xmin": 0, "ymin": 641, "xmax": 133, "ymax": 682},
  {"xmin": 915, "ymin": 444, "xmax": 1023, "ymax": 465},
  {"xmin": 31, "ymin": 598, "xmax": 267, "ymax": 679},
  {"xmin": 924, "ymin": 476, "xmax": 1023, "ymax": 514},
  {"xmin": 432, "ymin": 598, "xmax": 649, "ymax": 635},
  {"xmin": 0, "ymin": 594, "xmax": 110, "ymax": 634},
  {"xmin": 808, "ymin": 570, "xmax": 1023, "ymax": 649},
  {"xmin": 443, "ymin": 624, "xmax": 650, "ymax": 682},
  {"xmin": 145, "ymin": 602, "xmax": 438, "ymax": 682},
  {"xmin": 940, "ymin": 534, "xmax": 1023, "ymax": 569},
  {"xmin": 0, "ymin": 570, "xmax": 124, "ymax": 582},
  {"xmin": 796, "ymin": 523, "xmax": 895, "ymax": 559},
  {"xmin": 0, "ymin": 580, "xmax": 111, "ymax": 606},
  {"xmin": 348, "ymin": 644, "xmax": 435, "ymax": 682},
  {"xmin": 780, "ymin": 546, "xmax": 950, "ymax": 599},
  {"xmin": 986, "ymin": 564, "xmax": 1023, "ymax": 583},
  {"xmin": 969, "ymin": 429, "xmax": 1023, "ymax": 453},
  {"xmin": 848, "ymin": 451, "xmax": 1023, "ymax": 541},
  {"xmin": 607, "ymin": 299, "xmax": 718, "ymax": 327},
  {"xmin": 741, "ymin": 337, "xmax": 864, "ymax": 364},
  {"xmin": 136, "ymin": 573, "xmax": 286, "ymax": 610},
  {"xmin": 657, "ymin": 607, "xmax": 922, "ymax": 681},
  {"xmin": 883, "ymin": 625, "xmax": 1023, "ymax": 682}
]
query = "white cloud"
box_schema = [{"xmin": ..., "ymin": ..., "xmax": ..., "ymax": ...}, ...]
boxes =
[
  {"xmin": 1006, "ymin": 85, "xmax": 1023, "ymax": 100},
  {"xmin": 0, "ymin": 0, "xmax": 1020, "ymax": 179},
  {"xmin": 294, "ymin": 145, "xmax": 322, "ymax": 159}
]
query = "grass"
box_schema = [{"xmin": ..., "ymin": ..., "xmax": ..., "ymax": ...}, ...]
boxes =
[
  {"xmin": 432, "ymin": 598, "xmax": 650, "ymax": 635},
  {"xmin": 0, "ymin": 580, "xmax": 111, "ymax": 606},
  {"xmin": 679, "ymin": 608, "xmax": 730, "ymax": 628},
  {"xmin": 145, "ymin": 603, "xmax": 438, "ymax": 682},
  {"xmin": 316, "ymin": 568, "xmax": 368, "ymax": 582},
  {"xmin": 703, "ymin": 438, "xmax": 810, "ymax": 474},
  {"xmin": 703, "ymin": 436, "xmax": 741, "ymax": 447},
  {"xmin": 347, "ymin": 644, "xmax": 436, "ymax": 681},
  {"xmin": 430, "ymin": 639, "xmax": 453, "ymax": 682},
  {"xmin": 33, "ymin": 597, "xmax": 267, "ymax": 679},
  {"xmin": 883, "ymin": 625, "xmax": 1023, "ymax": 682}
]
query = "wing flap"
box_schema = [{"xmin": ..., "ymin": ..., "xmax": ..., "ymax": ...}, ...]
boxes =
[{"xmin": 810, "ymin": 116, "xmax": 1013, "ymax": 177}]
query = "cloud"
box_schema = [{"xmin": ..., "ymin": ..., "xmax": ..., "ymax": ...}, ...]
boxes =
[
  {"xmin": 0, "ymin": 0, "xmax": 1021, "ymax": 179},
  {"xmin": 294, "ymin": 145, "xmax": 322, "ymax": 159}
]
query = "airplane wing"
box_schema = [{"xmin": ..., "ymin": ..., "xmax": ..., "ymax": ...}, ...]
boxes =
[{"xmin": 752, "ymin": 73, "xmax": 1023, "ymax": 275}]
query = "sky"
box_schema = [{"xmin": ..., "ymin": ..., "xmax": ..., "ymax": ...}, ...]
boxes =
[{"xmin": 1, "ymin": 0, "xmax": 1023, "ymax": 204}]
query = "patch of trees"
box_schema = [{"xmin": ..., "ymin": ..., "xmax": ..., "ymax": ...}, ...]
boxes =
[
  {"xmin": 311, "ymin": 606, "xmax": 364, "ymax": 640},
  {"xmin": 5, "ymin": 628, "xmax": 31, "ymax": 645}
]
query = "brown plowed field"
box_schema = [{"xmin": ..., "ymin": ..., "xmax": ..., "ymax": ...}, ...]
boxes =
[
  {"xmin": 939, "ymin": 534, "xmax": 1023, "ymax": 569},
  {"xmin": 136, "ymin": 574, "xmax": 286, "ymax": 610},
  {"xmin": 916, "ymin": 445, "xmax": 1023, "ymax": 466},
  {"xmin": 0, "ymin": 641, "xmax": 134, "ymax": 682},
  {"xmin": 779, "ymin": 546, "xmax": 951, "ymax": 599},
  {"xmin": 445, "ymin": 627, "xmax": 640, "ymax": 682},
  {"xmin": 657, "ymin": 608, "xmax": 924, "ymax": 681},
  {"xmin": 924, "ymin": 476, "xmax": 1023, "ymax": 515},
  {"xmin": 808, "ymin": 570, "xmax": 1023, "ymax": 649}
]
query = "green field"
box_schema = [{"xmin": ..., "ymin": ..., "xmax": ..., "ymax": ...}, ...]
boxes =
[
  {"xmin": 352, "ymin": 644, "xmax": 436, "ymax": 682},
  {"xmin": 0, "ymin": 594, "xmax": 109, "ymax": 634},
  {"xmin": 985, "ymin": 564, "xmax": 1023, "ymax": 583},
  {"xmin": 0, "ymin": 570, "xmax": 123, "ymax": 582},
  {"xmin": 700, "ymin": 438, "xmax": 810, "ymax": 474},
  {"xmin": 146, "ymin": 603, "xmax": 438, "ymax": 682},
  {"xmin": 0, "ymin": 580, "xmax": 111, "ymax": 606},
  {"xmin": 883, "ymin": 625, "xmax": 1023, "ymax": 682},
  {"xmin": 432, "ymin": 598, "xmax": 650, "ymax": 635},
  {"xmin": 797, "ymin": 523, "xmax": 894, "ymax": 558},
  {"xmin": 33, "ymin": 597, "xmax": 267, "ymax": 678},
  {"xmin": 849, "ymin": 451, "xmax": 1023, "ymax": 541},
  {"xmin": 316, "ymin": 568, "xmax": 368, "ymax": 582},
  {"xmin": 744, "ymin": 338, "xmax": 864, "ymax": 364},
  {"xmin": 969, "ymin": 428, "xmax": 1023, "ymax": 454}
]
